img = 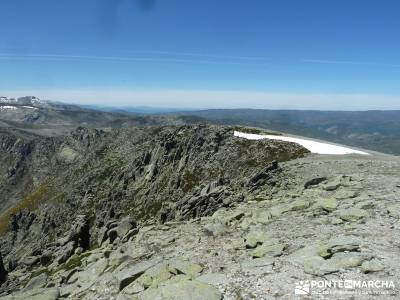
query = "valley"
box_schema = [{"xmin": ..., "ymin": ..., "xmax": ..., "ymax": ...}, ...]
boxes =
[{"xmin": 0, "ymin": 97, "xmax": 399, "ymax": 299}]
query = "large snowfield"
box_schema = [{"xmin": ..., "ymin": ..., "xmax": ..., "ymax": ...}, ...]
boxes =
[{"xmin": 234, "ymin": 131, "xmax": 369, "ymax": 155}]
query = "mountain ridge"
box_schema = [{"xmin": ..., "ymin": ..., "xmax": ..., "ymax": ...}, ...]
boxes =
[{"xmin": 1, "ymin": 97, "xmax": 399, "ymax": 299}]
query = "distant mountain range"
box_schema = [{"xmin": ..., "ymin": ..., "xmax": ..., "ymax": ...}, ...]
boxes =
[
  {"xmin": 81, "ymin": 104, "xmax": 400, "ymax": 155},
  {"xmin": 1, "ymin": 97, "xmax": 400, "ymax": 298},
  {"xmin": 81, "ymin": 104, "xmax": 196, "ymax": 114},
  {"xmin": 0, "ymin": 97, "xmax": 192, "ymax": 138},
  {"xmin": 2, "ymin": 98, "xmax": 400, "ymax": 155},
  {"xmin": 167, "ymin": 109, "xmax": 400, "ymax": 155}
]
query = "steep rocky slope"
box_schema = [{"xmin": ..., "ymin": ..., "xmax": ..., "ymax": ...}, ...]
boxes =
[
  {"xmin": 0, "ymin": 124, "xmax": 314, "ymax": 299},
  {"xmin": 1, "ymin": 145, "xmax": 399, "ymax": 299}
]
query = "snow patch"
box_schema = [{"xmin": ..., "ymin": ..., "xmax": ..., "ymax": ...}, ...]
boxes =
[
  {"xmin": 0, "ymin": 106, "xmax": 18, "ymax": 111},
  {"xmin": 30, "ymin": 97, "xmax": 43, "ymax": 105},
  {"xmin": 234, "ymin": 131, "xmax": 369, "ymax": 155}
]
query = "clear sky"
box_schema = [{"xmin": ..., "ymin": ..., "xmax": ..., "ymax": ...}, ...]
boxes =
[{"xmin": 1, "ymin": 0, "xmax": 400, "ymax": 109}]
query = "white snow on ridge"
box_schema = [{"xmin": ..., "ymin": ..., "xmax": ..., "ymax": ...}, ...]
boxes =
[
  {"xmin": 234, "ymin": 131, "xmax": 369, "ymax": 155},
  {"xmin": 30, "ymin": 97, "xmax": 43, "ymax": 105},
  {"xmin": 0, "ymin": 106, "xmax": 18, "ymax": 111},
  {"xmin": 0, "ymin": 105, "xmax": 38, "ymax": 111}
]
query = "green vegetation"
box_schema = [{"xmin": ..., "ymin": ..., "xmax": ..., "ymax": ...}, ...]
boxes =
[
  {"xmin": 176, "ymin": 115, "xmax": 207, "ymax": 124},
  {"xmin": 28, "ymin": 268, "xmax": 50, "ymax": 280},
  {"xmin": 244, "ymin": 158, "xmax": 259, "ymax": 167},
  {"xmin": 233, "ymin": 126, "xmax": 282, "ymax": 136},
  {"xmin": 181, "ymin": 170, "xmax": 201, "ymax": 193},
  {"xmin": 57, "ymin": 252, "xmax": 91, "ymax": 272},
  {"xmin": 0, "ymin": 184, "xmax": 49, "ymax": 235}
]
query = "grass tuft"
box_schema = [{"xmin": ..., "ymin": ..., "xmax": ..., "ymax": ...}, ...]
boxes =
[{"xmin": 0, "ymin": 184, "xmax": 48, "ymax": 235}]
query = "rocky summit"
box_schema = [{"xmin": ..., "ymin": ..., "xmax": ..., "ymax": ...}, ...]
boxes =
[{"xmin": 0, "ymin": 121, "xmax": 399, "ymax": 299}]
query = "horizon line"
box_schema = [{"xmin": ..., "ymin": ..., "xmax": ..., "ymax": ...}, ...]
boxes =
[{"xmin": 2, "ymin": 89, "xmax": 400, "ymax": 111}]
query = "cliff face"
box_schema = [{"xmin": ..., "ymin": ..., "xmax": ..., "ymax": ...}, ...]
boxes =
[
  {"xmin": 0, "ymin": 127, "xmax": 106, "ymax": 214},
  {"xmin": 0, "ymin": 124, "xmax": 308, "ymax": 297},
  {"xmin": 1, "ymin": 123, "xmax": 398, "ymax": 299}
]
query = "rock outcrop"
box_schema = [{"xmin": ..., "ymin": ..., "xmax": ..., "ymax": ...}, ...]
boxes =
[
  {"xmin": 0, "ymin": 124, "xmax": 399, "ymax": 299},
  {"xmin": 0, "ymin": 254, "xmax": 6, "ymax": 285}
]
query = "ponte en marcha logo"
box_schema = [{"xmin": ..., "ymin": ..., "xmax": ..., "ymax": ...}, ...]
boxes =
[{"xmin": 295, "ymin": 279, "xmax": 396, "ymax": 296}]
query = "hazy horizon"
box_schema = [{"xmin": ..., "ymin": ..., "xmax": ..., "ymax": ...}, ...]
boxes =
[{"xmin": 2, "ymin": 89, "xmax": 400, "ymax": 111}]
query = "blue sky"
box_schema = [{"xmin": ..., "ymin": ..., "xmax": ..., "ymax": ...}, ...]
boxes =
[{"xmin": 1, "ymin": 0, "xmax": 400, "ymax": 109}]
